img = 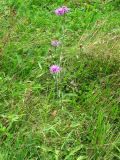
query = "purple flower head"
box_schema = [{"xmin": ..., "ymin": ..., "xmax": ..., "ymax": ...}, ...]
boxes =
[
  {"xmin": 62, "ymin": 6, "xmax": 70, "ymax": 12},
  {"xmin": 51, "ymin": 40, "xmax": 61, "ymax": 47},
  {"xmin": 55, "ymin": 6, "xmax": 70, "ymax": 16},
  {"xmin": 50, "ymin": 65, "xmax": 61, "ymax": 74}
]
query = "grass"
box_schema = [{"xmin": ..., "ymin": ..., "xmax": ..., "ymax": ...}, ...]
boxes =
[{"xmin": 0, "ymin": 0, "xmax": 120, "ymax": 159}]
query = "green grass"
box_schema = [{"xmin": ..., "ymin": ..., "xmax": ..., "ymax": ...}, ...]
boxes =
[{"xmin": 0, "ymin": 0, "xmax": 120, "ymax": 159}]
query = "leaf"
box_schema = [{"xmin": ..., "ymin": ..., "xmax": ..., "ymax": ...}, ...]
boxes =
[
  {"xmin": 55, "ymin": 150, "xmax": 59, "ymax": 160},
  {"xmin": 65, "ymin": 145, "xmax": 83, "ymax": 160},
  {"xmin": 77, "ymin": 156, "xmax": 87, "ymax": 160}
]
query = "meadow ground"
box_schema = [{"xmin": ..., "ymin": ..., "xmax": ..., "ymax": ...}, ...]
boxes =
[{"xmin": 0, "ymin": 0, "xmax": 120, "ymax": 160}]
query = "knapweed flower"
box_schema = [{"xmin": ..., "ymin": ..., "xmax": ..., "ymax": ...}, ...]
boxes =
[
  {"xmin": 50, "ymin": 65, "xmax": 61, "ymax": 74},
  {"xmin": 51, "ymin": 40, "xmax": 61, "ymax": 47},
  {"xmin": 55, "ymin": 6, "xmax": 70, "ymax": 16}
]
